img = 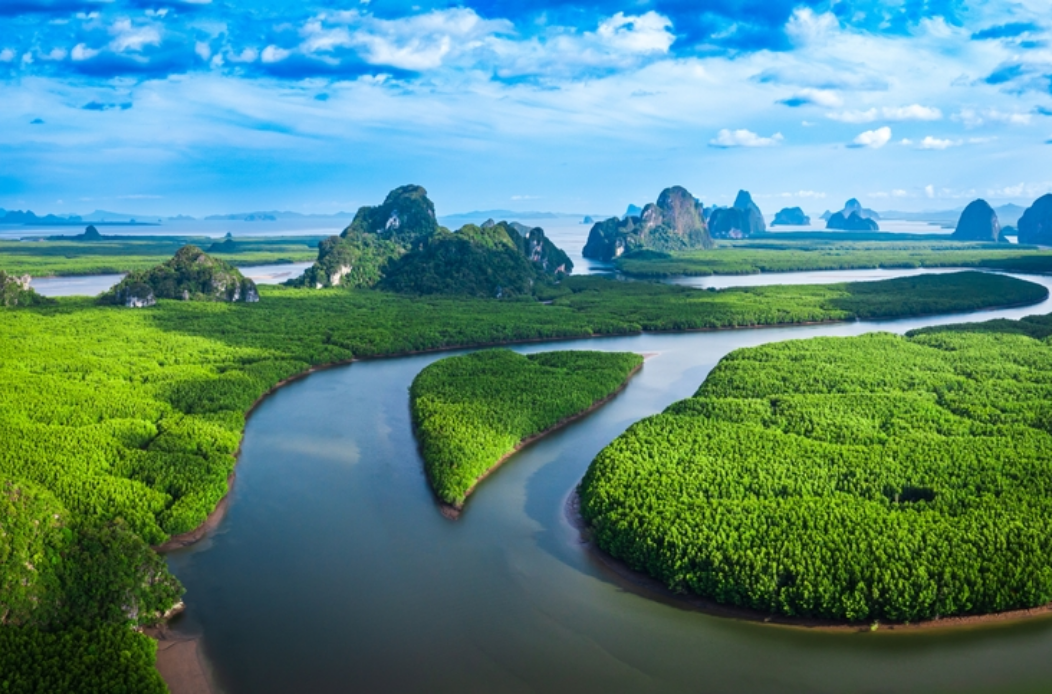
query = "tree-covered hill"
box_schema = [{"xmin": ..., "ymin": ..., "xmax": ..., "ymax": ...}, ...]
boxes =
[
  {"xmin": 296, "ymin": 186, "xmax": 572, "ymax": 295},
  {"xmin": 582, "ymin": 185, "xmax": 713, "ymax": 261},
  {"xmin": 100, "ymin": 245, "xmax": 259, "ymax": 307}
]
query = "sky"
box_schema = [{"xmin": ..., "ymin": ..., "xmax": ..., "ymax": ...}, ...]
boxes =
[{"xmin": 1, "ymin": 0, "xmax": 1052, "ymax": 217}]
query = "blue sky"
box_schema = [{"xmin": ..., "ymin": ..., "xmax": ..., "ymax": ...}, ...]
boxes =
[{"xmin": 1, "ymin": 0, "xmax": 1051, "ymax": 216}]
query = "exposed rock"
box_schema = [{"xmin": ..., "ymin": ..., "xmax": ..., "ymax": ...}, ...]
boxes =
[
  {"xmin": 708, "ymin": 190, "xmax": 766, "ymax": 238},
  {"xmin": 771, "ymin": 207, "xmax": 811, "ymax": 226},
  {"xmin": 826, "ymin": 210, "xmax": 880, "ymax": 231},
  {"xmin": 1017, "ymin": 194, "xmax": 1052, "ymax": 246},
  {"xmin": 583, "ymin": 186, "xmax": 712, "ymax": 261},
  {"xmin": 103, "ymin": 245, "xmax": 259, "ymax": 307},
  {"xmin": 841, "ymin": 198, "xmax": 880, "ymax": 220},
  {"xmin": 951, "ymin": 199, "xmax": 1002, "ymax": 242},
  {"xmin": 0, "ymin": 271, "xmax": 48, "ymax": 307},
  {"xmin": 297, "ymin": 186, "xmax": 574, "ymax": 295},
  {"xmin": 582, "ymin": 216, "xmax": 595, "ymax": 224}
]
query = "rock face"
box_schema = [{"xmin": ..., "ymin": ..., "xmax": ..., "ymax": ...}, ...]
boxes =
[
  {"xmin": 771, "ymin": 207, "xmax": 810, "ymax": 226},
  {"xmin": 582, "ymin": 186, "xmax": 712, "ymax": 261},
  {"xmin": 1018, "ymin": 194, "xmax": 1052, "ymax": 245},
  {"xmin": 826, "ymin": 211, "xmax": 879, "ymax": 231},
  {"xmin": 708, "ymin": 190, "xmax": 766, "ymax": 239},
  {"xmin": 297, "ymin": 186, "xmax": 574, "ymax": 295},
  {"xmin": 103, "ymin": 245, "xmax": 259, "ymax": 307},
  {"xmin": 0, "ymin": 271, "xmax": 48, "ymax": 307},
  {"xmin": 951, "ymin": 199, "xmax": 1002, "ymax": 242},
  {"xmin": 842, "ymin": 198, "xmax": 880, "ymax": 220},
  {"xmin": 623, "ymin": 204, "xmax": 642, "ymax": 219}
]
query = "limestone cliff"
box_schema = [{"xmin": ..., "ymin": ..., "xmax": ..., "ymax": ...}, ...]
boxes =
[
  {"xmin": 583, "ymin": 186, "xmax": 712, "ymax": 261},
  {"xmin": 951, "ymin": 199, "xmax": 1002, "ymax": 242},
  {"xmin": 1018, "ymin": 194, "xmax": 1052, "ymax": 246}
]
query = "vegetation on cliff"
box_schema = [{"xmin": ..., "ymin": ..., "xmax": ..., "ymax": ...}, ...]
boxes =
[
  {"xmin": 582, "ymin": 186, "xmax": 712, "ymax": 261},
  {"xmin": 411, "ymin": 350, "xmax": 642, "ymax": 506},
  {"xmin": 1, "ymin": 271, "xmax": 50, "ymax": 307},
  {"xmin": 581, "ymin": 326, "xmax": 1052, "ymax": 623},
  {"xmin": 297, "ymin": 185, "xmax": 571, "ymax": 295},
  {"xmin": 708, "ymin": 190, "xmax": 766, "ymax": 239},
  {"xmin": 101, "ymin": 246, "xmax": 259, "ymax": 307}
]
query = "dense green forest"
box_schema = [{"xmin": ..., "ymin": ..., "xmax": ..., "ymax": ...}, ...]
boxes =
[
  {"xmin": 411, "ymin": 350, "xmax": 642, "ymax": 506},
  {"xmin": 580, "ymin": 326, "xmax": 1052, "ymax": 623},
  {"xmin": 0, "ymin": 236, "xmax": 319, "ymax": 277},
  {"xmin": 614, "ymin": 241, "xmax": 1052, "ymax": 277},
  {"xmin": 0, "ymin": 269, "xmax": 1045, "ymax": 689}
]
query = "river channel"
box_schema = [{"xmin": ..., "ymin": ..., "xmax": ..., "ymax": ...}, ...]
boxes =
[{"xmin": 165, "ymin": 271, "xmax": 1052, "ymax": 694}]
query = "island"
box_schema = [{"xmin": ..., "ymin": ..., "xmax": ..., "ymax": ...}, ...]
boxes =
[
  {"xmin": 951, "ymin": 199, "xmax": 1004, "ymax": 242},
  {"xmin": 101, "ymin": 245, "xmax": 260, "ymax": 307},
  {"xmin": 771, "ymin": 207, "xmax": 811, "ymax": 226},
  {"xmin": 410, "ymin": 349, "xmax": 642, "ymax": 511},
  {"xmin": 582, "ymin": 185, "xmax": 713, "ymax": 261},
  {"xmin": 580, "ymin": 313, "xmax": 1052, "ymax": 624},
  {"xmin": 708, "ymin": 190, "xmax": 766, "ymax": 238},
  {"xmin": 1018, "ymin": 194, "xmax": 1052, "ymax": 246},
  {"xmin": 295, "ymin": 185, "xmax": 571, "ymax": 296}
]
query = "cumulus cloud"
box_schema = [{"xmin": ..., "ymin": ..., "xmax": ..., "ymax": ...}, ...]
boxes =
[
  {"xmin": 917, "ymin": 136, "xmax": 958, "ymax": 150},
  {"xmin": 108, "ymin": 19, "xmax": 161, "ymax": 53},
  {"xmin": 0, "ymin": 48, "xmax": 16, "ymax": 62},
  {"xmin": 596, "ymin": 12, "xmax": 674, "ymax": 54},
  {"xmin": 709, "ymin": 129, "xmax": 784, "ymax": 148},
  {"xmin": 849, "ymin": 126, "xmax": 891, "ymax": 149}
]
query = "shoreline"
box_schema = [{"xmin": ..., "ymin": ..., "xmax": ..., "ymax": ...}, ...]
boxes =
[
  {"xmin": 147, "ymin": 288, "xmax": 1051, "ymax": 691},
  {"xmin": 565, "ymin": 488, "xmax": 1052, "ymax": 633},
  {"xmin": 433, "ymin": 359, "xmax": 646, "ymax": 520}
]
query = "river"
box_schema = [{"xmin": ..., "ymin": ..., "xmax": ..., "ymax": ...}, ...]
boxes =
[{"xmin": 164, "ymin": 271, "xmax": 1052, "ymax": 694}]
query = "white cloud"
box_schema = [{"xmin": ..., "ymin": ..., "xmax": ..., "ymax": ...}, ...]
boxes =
[
  {"xmin": 41, "ymin": 48, "xmax": 68, "ymax": 61},
  {"xmin": 0, "ymin": 48, "xmax": 16, "ymax": 62},
  {"xmin": 850, "ymin": 126, "xmax": 891, "ymax": 149},
  {"xmin": 194, "ymin": 41, "xmax": 212, "ymax": 61},
  {"xmin": 229, "ymin": 47, "xmax": 259, "ymax": 63},
  {"xmin": 829, "ymin": 104, "xmax": 941, "ymax": 123},
  {"xmin": 595, "ymin": 12, "xmax": 674, "ymax": 54},
  {"xmin": 71, "ymin": 43, "xmax": 99, "ymax": 61},
  {"xmin": 785, "ymin": 7, "xmax": 839, "ymax": 46},
  {"xmin": 108, "ymin": 19, "xmax": 162, "ymax": 53},
  {"xmin": 709, "ymin": 129, "xmax": 784, "ymax": 148},
  {"xmin": 955, "ymin": 108, "xmax": 1032, "ymax": 127},
  {"xmin": 261, "ymin": 45, "xmax": 291, "ymax": 63},
  {"xmin": 918, "ymin": 136, "xmax": 957, "ymax": 150},
  {"xmin": 925, "ymin": 184, "xmax": 936, "ymax": 198}
]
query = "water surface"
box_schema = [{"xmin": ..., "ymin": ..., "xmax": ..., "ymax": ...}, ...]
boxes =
[{"xmin": 165, "ymin": 271, "xmax": 1052, "ymax": 694}]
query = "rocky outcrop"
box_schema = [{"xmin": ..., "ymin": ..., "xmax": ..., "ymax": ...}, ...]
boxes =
[
  {"xmin": 103, "ymin": 245, "xmax": 259, "ymax": 307},
  {"xmin": 951, "ymin": 199, "xmax": 1002, "ymax": 242},
  {"xmin": 0, "ymin": 271, "xmax": 48, "ymax": 307},
  {"xmin": 343, "ymin": 184, "xmax": 439, "ymax": 248},
  {"xmin": 379, "ymin": 222, "xmax": 571, "ymax": 297},
  {"xmin": 826, "ymin": 211, "xmax": 879, "ymax": 231},
  {"xmin": 771, "ymin": 207, "xmax": 810, "ymax": 226},
  {"xmin": 708, "ymin": 190, "xmax": 766, "ymax": 238},
  {"xmin": 623, "ymin": 204, "xmax": 642, "ymax": 219},
  {"xmin": 1017, "ymin": 194, "xmax": 1052, "ymax": 246},
  {"xmin": 842, "ymin": 198, "xmax": 880, "ymax": 220},
  {"xmin": 583, "ymin": 186, "xmax": 712, "ymax": 261}
]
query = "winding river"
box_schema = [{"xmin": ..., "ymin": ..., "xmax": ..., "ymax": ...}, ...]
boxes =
[{"xmin": 165, "ymin": 271, "xmax": 1052, "ymax": 694}]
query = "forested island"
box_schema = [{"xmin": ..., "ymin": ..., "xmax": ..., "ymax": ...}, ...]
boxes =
[
  {"xmin": 410, "ymin": 350, "xmax": 642, "ymax": 509},
  {"xmin": 579, "ymin": 320, "xmax": 1052, "ymax": 624}
]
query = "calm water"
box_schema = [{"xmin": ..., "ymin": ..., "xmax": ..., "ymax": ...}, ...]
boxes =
[{"xmin": 164, "ymin": 271, "xmax": 1052, "ymax": 694}]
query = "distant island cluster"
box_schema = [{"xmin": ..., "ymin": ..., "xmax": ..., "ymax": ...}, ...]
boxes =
[{"xmin": 578, "ymin": 188, "xmax": 1052, "ymax": 262}]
